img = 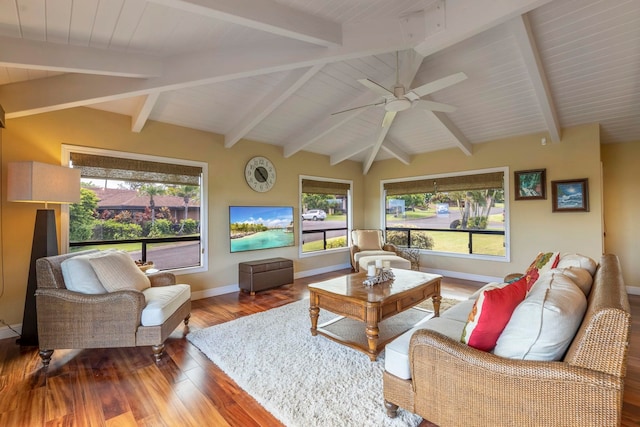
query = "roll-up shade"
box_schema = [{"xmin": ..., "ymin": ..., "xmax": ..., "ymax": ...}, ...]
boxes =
[
  {"xmin": 70, "ymin": 153, "xmax": 202, "ymax": 186},
  {"xmin": 384, "ymin": 172, "xmax": 503, "ymax": 196},
  {"xmin": 302, "ymin": 179, "xmax": 350, "ymax": 195}
]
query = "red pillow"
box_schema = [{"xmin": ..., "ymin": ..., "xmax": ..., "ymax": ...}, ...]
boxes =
[{"xmin": 461, "ymin": 276, "xmax": 528, "ymax": 352}]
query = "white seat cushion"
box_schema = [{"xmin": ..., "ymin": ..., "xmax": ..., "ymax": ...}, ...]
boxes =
[
  {"xmin": 384, "ymin": 299, "xmax": 474, "ymax": 380},
  {"xmin": 141, "ymin": 284, "xmax": 191, "ymax": 327},
  {"xmin": 353, "ymin": 250, "xmax": 396, "ymax": 264}
]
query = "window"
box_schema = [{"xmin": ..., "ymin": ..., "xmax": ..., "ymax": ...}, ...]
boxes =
[
  {"xmin": 383, "ymin": 168, "xmax": 508, "ymax": 260},
  {"xmin": 62, "ymin": 145, "xmax": 207, "ymax": 272},
  {"xmin": 300, "ymin": 177, "xmax": 351, "ymax": 254}
]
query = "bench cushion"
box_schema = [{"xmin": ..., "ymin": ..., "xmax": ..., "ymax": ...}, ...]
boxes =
[{"xmin": 141, "ymin": 284, "xmax": 191, "ymax": 326}]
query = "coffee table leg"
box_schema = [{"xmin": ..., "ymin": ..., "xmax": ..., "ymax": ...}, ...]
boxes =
[
  {"xmin": 432, "ymin": 294, "xmax": 442, "ymax": 317},
  {"xmin": 309, "ymin": 305, "xmax": 319, "ymax": 336},
  {"xmin": 365, "ymin": 323, "xmax": 379, "ymax": 361}
]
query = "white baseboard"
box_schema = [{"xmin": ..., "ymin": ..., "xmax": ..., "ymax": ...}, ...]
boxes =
[
  {"xmin": 0, "ymin": 324, "xmax": 21, "ymax": 341},
  {"xmin": 191, "ymin": 283, "xmax": 240, "ymax": 301},
  {"xmin": 294, "ymin": 263, "xmax": 352, "ymax": 279},
  {"xmin": 627, "ymin": 286, "xmax": 640, "ymax": 295}
]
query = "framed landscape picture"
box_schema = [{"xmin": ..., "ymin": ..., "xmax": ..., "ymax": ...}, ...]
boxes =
[
  {"xmin": 514, "ymin": 169, "xmax": 546, "ymax": 200},
  {"xmin": 551, "ymin": 178, "xmax": 589, "ymax": 212}
]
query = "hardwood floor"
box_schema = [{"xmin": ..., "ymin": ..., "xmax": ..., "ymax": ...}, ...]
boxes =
[{"xmin": 0, "ymin": 270, "xmax": 638, "ymax": 426}]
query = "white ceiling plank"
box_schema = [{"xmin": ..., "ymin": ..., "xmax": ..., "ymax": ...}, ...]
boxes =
[
  {"xmin": 414, "ymin": 0, "xmax": 556, "ymax": 57},
  {"xmin": 430, "ymin": 110, "xmax": 473, "ymax": 155},
  {"xmin": 148, "ymin": 0, "xmax": 342, "ymax": 47},
  {"xmin": 381, "ymin": 138, "xmax": 412, "ymax": 165},
  {"xmin": 224, "ymin": 64, "xmax": 323, "ymax": 148},
  {"xmin": 0, "ymin": 36, "xmax": 162, "ymax": 77},
  {"xmin": 509, "ymin": 14, "xmax": 561, "ymax": 142},
  {"xmin": 131, "ymin": 92, "xmax": 160, "ymax": 132},
  {"xmin": 2, "ymin": 13, "xmax": 426, "ymax": 118},
  {"xmin": 329, "ymin": 140, "xmax": 372, "ymax": 166},
  {"xmin": 363, "ymin": 111, "xmax": 396, "ymax": 174}
]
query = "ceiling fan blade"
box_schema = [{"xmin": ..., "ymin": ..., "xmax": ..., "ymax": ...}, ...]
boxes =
[
  {"xmin": 358, "ymin": 78, "xmax": 394, "ymax": 97},
  {"xmin": 381, "ymin": 110, "xmax": 398, "ymax": 129},
  {"xmin": 406, "ymin": 72, "xmax": 467, "ymax": 100},
  {"xmin": 331, "ymin": 101, "xmax": 384, "ymax": 116},
  {"xmin": 412, "ymin": 99, "xmax": 457, "ymax": 113}
]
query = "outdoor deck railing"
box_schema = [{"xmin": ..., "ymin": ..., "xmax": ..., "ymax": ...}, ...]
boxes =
[{"xmin": 385, "ymin": 226, "xmax": 505, "ymax": 255}]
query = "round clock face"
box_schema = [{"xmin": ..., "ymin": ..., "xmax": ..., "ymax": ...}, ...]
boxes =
[{"xmin": 245, "ymin": 156, "xmax": 276, "ymax": 192}]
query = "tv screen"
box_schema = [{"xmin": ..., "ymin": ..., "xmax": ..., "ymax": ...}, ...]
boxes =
[{"xmin": 229, "ymin": 206, "xmax": 295, "ymax": 253}]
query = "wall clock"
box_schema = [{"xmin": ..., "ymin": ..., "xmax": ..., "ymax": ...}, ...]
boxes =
[{"xmin": 245, "ymin": 156, "xmax": 276, "ymax": 192}]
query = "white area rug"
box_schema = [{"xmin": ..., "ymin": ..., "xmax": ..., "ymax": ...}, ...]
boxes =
[{"xmin": 187, "ymin": 299, "xmax": 424, "ymax": 427}]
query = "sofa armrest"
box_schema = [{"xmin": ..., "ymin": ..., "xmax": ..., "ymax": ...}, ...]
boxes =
[
  {"xmin": 148, "ymin": 272, "xmax": 177, "ymax": 287},
  {"xmin": 405, "ymin": 330, "xmax": 623, "ymax": 426}
]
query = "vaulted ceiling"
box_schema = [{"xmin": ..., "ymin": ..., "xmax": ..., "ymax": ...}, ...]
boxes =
[{"xmin": 1, "ymin": 0, "xmax": 639, "ymax": 174}]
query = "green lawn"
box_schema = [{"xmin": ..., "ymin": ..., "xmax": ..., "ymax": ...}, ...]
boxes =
[{"xmin": 421, "ymin": 231, "xmax": 505, "ymax": 256}]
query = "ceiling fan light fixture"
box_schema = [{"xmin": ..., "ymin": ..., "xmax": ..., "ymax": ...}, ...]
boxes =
[{"xmin": 385, "ymin": 98, "xmax": 411, "ymax": 112}]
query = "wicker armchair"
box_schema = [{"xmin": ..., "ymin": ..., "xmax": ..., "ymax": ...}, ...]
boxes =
[
  {"xmin": 383, "ymin": 254, "xmax": 630, "ymax": 426},
  {"xmin": 350, "ymin": 229, "xmax": 399, "ymax": 271},
  {"xmin": 35, "ymin": 250, "xmax": 191, "ymax": 367}
]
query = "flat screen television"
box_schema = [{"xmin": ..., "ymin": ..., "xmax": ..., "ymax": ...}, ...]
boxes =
[{"xmin": 229, "ymin": 206, "xmax": 295, "ymax": 253}]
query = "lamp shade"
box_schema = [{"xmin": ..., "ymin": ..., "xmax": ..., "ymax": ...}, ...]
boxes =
[{"xmin": 7, "ymin": 161, "xmax": 81, "ymax": 204}]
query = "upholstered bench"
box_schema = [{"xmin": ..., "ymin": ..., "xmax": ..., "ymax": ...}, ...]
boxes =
[
  {"xmin": 239, "ymin": 257, "xmax": 293, "ymax": 295},
  {"xmin": 358, "ymin": 254, "xmax": 411, "ymax": 272}
]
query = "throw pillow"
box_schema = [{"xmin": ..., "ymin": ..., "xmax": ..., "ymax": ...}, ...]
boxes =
[
  {"xmin": 493, "ymin": 271, "xmax": 587, "ymax": 361},
  {"xmin": 552, "ymin": 266, "xmax": 593, "ymax": 296},
  {"xmin": 89, "ymin": 250, "xmax": 151, "ymax": 292},
  {"xmin": 557, "ymin": 253, "xmax": 597, "ymax": 276},
  {"xmin": 461, "ymin": 276, "xmax": 528, "ymax": 352},
  {"xmin": 61, "ymin": 252, "xmax": 109, "ymax": 294},
  {"xmin": 523, "ymin": 251, "xmax": 560, "ymax": 290},
  {"xmin": 356, "ymin": 230, "xmax": 382, "ymax": 251}
]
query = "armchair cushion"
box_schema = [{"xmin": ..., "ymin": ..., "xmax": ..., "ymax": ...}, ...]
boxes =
[
  {"xmin": 141, "ymin": 284, "xmax": 191, "ymax": 326},
  {"xmin": 356, "ymin": 230, "xmax": 383, "ymax": 250},
  {"xmin": 60, "ymin": 252, "xmax": 108, "ymax": 294},
  {"xmin": 88, "ymin": 250, "xmax": 151, "ymax": 292}
]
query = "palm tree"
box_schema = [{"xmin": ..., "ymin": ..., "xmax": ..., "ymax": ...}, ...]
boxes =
[
  {"xmin": 139, "ymin": 184, "xmax": 166, "ymax": 224},
  {"xmin": 172, "ymin": 185, "xmax": 199, "ymax": 233}
]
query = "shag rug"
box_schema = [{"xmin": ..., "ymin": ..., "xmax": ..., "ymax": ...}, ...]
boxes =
[{"xmin": 187, "ymin": 297, "xmax": 460, "ymax": 427}]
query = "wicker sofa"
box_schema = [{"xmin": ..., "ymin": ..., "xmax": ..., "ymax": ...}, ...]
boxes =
[
  {"xmin": 383, "ymin": 254, "xmax": 630, "ymax": 426},
  {"xmin": 35, "ymin": 250, "xmax": 191, "ymax": 367}
]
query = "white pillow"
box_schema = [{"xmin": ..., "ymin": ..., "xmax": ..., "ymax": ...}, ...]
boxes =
[
  {"xmin": 493, "ymin": 271, "xmax": 587, "ymax": 361},
  {"xmin": 557, "ymin": 253, "xmax": 597, "ymax": 276},
  {"xmin": 89, "ymin": 250, "xmax": 151, "ymax": 292},
  {"xmin": 61, "ymin": 252, "xmax": 108, "ymax": 294},
  {"xmin": 551, "ymin": 267, "xmax": 593, "ymax": 296}
]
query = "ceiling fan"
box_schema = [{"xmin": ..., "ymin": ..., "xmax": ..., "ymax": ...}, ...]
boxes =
[{"xmin": 332, "ymin": 52, "xmax": 467, "ymax": 129}]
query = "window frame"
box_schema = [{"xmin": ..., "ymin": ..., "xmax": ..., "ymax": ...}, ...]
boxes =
[
  {"xmin": 61, "ymin": 144, "xmax": 208, "ymax": 274},
  {"xmin": 299, "ymin": 175, "xmax": 352, "ymax": 258},
  {"xmin": 380, "ymin": 167, "xmax": 510, "ymax": 262}
]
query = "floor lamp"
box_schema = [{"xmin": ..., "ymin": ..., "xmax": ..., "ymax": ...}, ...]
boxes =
[{"xmin": 7, "ymin": 161, "xmax": 81, "ymax": 346}]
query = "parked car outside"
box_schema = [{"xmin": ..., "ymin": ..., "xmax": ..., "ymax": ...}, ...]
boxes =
[{"xmin": 301, "ymin": 209, "xmax": 327, "ymax": 221}]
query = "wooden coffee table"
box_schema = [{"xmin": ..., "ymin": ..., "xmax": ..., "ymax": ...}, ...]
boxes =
[{"xmin": 308, "ymin": 268, "xmax": 442, "ymax": 361}]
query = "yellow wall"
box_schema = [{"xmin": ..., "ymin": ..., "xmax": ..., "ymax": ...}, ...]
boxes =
[
  {"xmin": 1, "ymin": 107, "xmax": 631, "ymax": 329},
  {"xmin": 364, "ymin": 123, "xmax": 604, "ymax": 280},
  {"xmin": 0, "ymin": 107, "xmax": 363, "ymax": 326},
  {"xmin": 602, "ymin": 141, "xmax": 640, "ymax": 287}
]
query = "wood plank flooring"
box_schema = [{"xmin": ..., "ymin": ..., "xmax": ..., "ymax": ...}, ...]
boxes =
[{"xmin": 0, "ymin": 269, "xmax": 639, "ymax": 426}]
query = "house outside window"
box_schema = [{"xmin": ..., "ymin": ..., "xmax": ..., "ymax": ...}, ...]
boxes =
[
  {"xmin": 300, "ymin": 177, "xmax": 352, "ymax": 254},
  {"xmin": 62, "ymin": 145, "xmax": 207, "ymax": 273},
  {"xmin": 383, "ymin": 168, "xmax": 508, "ymax": 260}
]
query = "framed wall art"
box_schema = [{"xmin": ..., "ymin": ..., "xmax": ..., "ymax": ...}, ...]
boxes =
[
  {"xmin": 514, "ymin": 169, "xmax": 546, "ymax": 200},
  {"xmin": 551, "ymin": 178, "xmax": 589, "ymax": 212}
]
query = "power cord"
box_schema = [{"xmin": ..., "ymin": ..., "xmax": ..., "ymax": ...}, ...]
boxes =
[{"xmin": 0, "ymin": 319, "xmax": 20, "ymax": 337}]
